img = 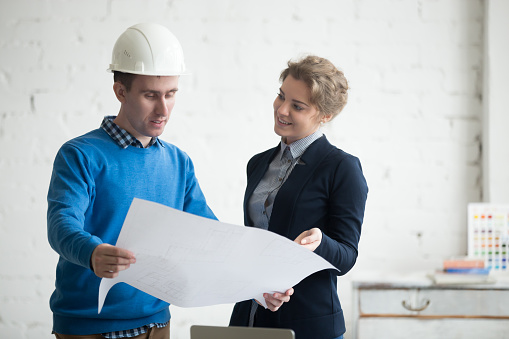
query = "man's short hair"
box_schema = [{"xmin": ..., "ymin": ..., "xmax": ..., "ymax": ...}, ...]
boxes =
[{"xmin": 113, "ymin": 71, "xmax": 137, "ymax": 92}]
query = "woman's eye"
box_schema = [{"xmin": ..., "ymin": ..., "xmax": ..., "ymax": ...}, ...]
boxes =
[
  {"xmin": 277, "ymin": 93, "xmax": 284, "ymax": 100},
  {"xmin": 294, "ymin": 104, "xmax": 303, "ymax": 111}
]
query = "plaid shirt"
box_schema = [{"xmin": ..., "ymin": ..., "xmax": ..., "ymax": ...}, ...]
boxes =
[
  {"xmin": 102, "ymin": 322, "xmax": 169, "ymax": 338},
  {"xmin": 101, "ymin": 116, "xmax": 159, "ymax": 149},
  {"xmin": 100, "ymin": 116, "xmax": 167, "ymax": 338}
]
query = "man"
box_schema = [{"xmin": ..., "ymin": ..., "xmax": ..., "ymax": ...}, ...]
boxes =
[
  {"xmin": 48, "ymin": 23, "xmax": 292, "ymax": 338},
  {"xmin": 47, "ymin": 23, "xmax": 215, "ymax": 338}
]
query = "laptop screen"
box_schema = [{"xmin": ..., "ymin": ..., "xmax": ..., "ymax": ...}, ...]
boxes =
[{"xmin": 190, "ymin": 325, "xmax": 295, "ymax": 339}]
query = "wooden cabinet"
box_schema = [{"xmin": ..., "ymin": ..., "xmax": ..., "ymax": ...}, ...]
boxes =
[{"xmin": 351, "ymin": 274, "xmax": 509, "ymax": 339}]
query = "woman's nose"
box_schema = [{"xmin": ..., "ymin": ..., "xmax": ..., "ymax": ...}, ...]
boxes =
[{"xmin": 277, "ymin": 101, "xmax": 290, "ymax": 115}]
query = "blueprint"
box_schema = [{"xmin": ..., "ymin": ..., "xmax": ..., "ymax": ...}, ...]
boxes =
[{"xmin": 98, "ymin": 198, "xmax": 338, "ymax": 313}]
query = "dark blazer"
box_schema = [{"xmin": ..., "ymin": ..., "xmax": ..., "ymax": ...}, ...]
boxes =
[{"xmin": 229, "ymin": 136, "xmax": 368, "ymax": 339}]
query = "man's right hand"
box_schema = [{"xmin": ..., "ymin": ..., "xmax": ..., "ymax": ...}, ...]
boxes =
[{"xmin": 91, "ymin": 244, "xmax": 136, "ymax": 278}]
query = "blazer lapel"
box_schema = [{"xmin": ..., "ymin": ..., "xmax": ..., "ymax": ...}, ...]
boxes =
[
  {"xmin": 243, "ymin": 145, "xmax": 281, "ymax": 226},
  {"xmin": 268, "ymin": 136, "xmax": 335, "ymax": 237}
]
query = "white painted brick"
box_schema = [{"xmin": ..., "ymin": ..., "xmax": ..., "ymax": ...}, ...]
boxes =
[
  {"xmin": 421, "ymin": 45, "xmax": 482, "ymax": 73},
  {"xmin": 0, "ymin": 245, "xmax": 57, "ymax": 287},
  {"xmin": 27, "ymin": 325, "xmax": 54, "ymax": 339},
  {"xmin": 421, "ymin": 0, "xmax": 484, "ymax": 23},
  {"xmin": 294, "ymin": 0, "xmax": 356, "ymax": 22},
  {"xmin": 0, "ymin": 297, "xmax": 51, "ymax": 325},
  {"xmin": 208, "ymin": 20, "xmax": 269, "ymax": 47},
  {"xmin": 382, "ymin": 67, "xmax": 444, "ymax": 94},
  {"xmin": 0, "ymin": 323, "xmax": 28, "ymax": 339},
  {"xmin": 269, "ymin": 19, "xmax": 330, "ymax": 46},
  {"xmin": 339, "ymin": 20, "xmax": 392, "ymax": 44},
  {"xmin": 0, "ymin": 277, "xmax": 38, "ymax": 298},
  {"xmin": 0, "ymin": 0, "xmax": 488, "ymax": 336},
  {"xmin": 110, "ymin": 2, "xmax": 176, "ymax": 24},
  {"xmin": 358, "ymin": 43, "xmax": 420, "ymax": 69},
  {"xmin": 31, "ymin": 89, "xmax": 101, "ymax": 115},
  {"xmin": 0, "ymin": 0, "xmax": 51, "ymax": 21},
  {"xmin": 423, "ymin": 141, "xmax": 481, "ymax": 167},
  {"xmin": 0, "ymin": 24, "xmax": 10, "ymax": 45},
  {"xmin": 0, "ymin": 90, "xmax": 31, "ymax": 113},
  {"xmin": 420, "ymin": 93, "xmax": 481, "ymax": 118},
  {"xmin": 416, "ymin": 21, "xmax": 456, "ymax": 45},
  {"xmin": 224, "ymin": 0, "xmax": 296, "ymax": 21},
  {"xmin": 141, "ymin": 0, "xmax": 231, "ymax": 21},
  {"xmin": 47, "ymin": 0, "xmax": 108, "ymax": 19},
  {"xmin": 449, "ymin": 117, "xmax": 482, "ymax": 143},
  {"xmin": 347, "ymin": 66, "xmax": 383, "ymax": 92},
  {"xmin": 9, "ymin": 21, "xmax": 80, "ymax": 45},
  {"xmin": 1, "ymin": 44, "xmax": 41, "ymax": 71},
  {"xmin": 0, "ymin": 113, "xmax": 77, "ymax": 160},
  {"xmin": 358, "ymin": 0, "xmax": 420, "ymax": 21},
  {"xmin": 39, "ymin": 40, "xmax": 109, "ymax": 71},
  {"xmin": 384, "ymin": 22, "xmax": 424, "ymax": 45},
  {"xmin": 451, "ymin": 20, "xmax": 483, "ymax": 46},
  {"xmin": 11, "ymin": 69, "xmax": 69, "ymax": 94},
  {"xmin": 443, "ymin": 66, "xmax": 480, "ymax": 94}
]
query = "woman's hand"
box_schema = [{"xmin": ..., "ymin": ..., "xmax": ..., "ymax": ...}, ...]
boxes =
[
  {"xmin": 294, "ymin": 228, "xmax": 322, "ymax": 252},
  {"xmin": 255, "ymin": 288, "xmax": 294, "ymax": 312}
]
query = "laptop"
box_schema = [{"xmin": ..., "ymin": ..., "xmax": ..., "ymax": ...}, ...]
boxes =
[{"xmin": 190, "ymin": 325, "xmax": 295, "ymax": 339}]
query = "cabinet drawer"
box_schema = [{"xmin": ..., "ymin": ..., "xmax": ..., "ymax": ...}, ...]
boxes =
[
  {"xmin": 358, "ymin": 318, "xmax": 509, "ymax": 339},
  {"xmin": 359, "ymin": 288, "xmax": 509, "ymax": 317}
]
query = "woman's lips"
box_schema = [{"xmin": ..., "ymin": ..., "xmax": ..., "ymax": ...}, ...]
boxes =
[{"xmin": 277, "ymin": 117, "xmax": 291, "ymax": 126}]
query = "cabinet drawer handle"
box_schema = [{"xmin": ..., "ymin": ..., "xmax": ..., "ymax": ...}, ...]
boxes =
[{"xmin": 401, "ymin": 299, "xmax": 430, "ymax": 312}]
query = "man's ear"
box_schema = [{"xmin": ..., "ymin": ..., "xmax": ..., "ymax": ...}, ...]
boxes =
[{"xmin": 113, "ymin": 82, "xmax": 127, "ymax": 103}]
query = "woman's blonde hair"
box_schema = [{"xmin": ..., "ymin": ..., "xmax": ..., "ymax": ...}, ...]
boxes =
[{"xmin": 280, "ymin": 55, "xmax": 349, "ymax": 121}]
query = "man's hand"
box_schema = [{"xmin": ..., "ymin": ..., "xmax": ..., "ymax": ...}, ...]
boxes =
[
  {"xmin": 91, "ymin": 244, "xmax": 136, "ymax": 278},
  {"xmin": 294, "ymin": 228, "xmax": 322, "ymax": 252},
  {"xmin": 256, "ymin": 288, "xmax": 294, "ymax": 312}
]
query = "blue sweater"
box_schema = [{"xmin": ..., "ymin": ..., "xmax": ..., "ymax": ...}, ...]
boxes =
[{"xmin": 47, "ymin": 128, "xmax": 216, "ymax": 335}]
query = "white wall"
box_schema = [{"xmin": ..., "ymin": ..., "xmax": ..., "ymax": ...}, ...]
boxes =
[
  {"xmin": 0, "ymin": 0, "xmax": 485, "ymax": 338},
  {"xmin": 483, "ymin": 0, "xmax": 509, "ymax": 203}
]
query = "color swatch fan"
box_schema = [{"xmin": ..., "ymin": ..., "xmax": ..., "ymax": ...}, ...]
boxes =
[{"xmin": 468, "ymin": 203, "xmax": 509, "ymax": 273}]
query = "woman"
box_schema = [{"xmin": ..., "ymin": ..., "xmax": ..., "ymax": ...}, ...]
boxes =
[{"xmin": 229, "ymin": 55, "xmax": 368, "ymax": 339}]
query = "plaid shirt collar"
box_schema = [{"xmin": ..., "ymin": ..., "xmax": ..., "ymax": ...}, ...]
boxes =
[{"xmin": 100, "ymin": 116, "xmax": 162, "ymax": 149}]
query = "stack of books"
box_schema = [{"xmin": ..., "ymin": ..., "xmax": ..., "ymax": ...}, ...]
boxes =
[{"xmin": 429, "ymin": 257, "xmax": 495, "ymax": 285}]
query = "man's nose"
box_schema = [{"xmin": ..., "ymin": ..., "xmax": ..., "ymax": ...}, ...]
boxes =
[{"xmin": 156, "ymin": 97, "xmax": 169, "ymax": 116}]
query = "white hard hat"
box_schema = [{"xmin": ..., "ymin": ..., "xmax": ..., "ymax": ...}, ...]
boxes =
[{"xmin": 107, "ymin": 23, "xmax": 186, "ymax": 76}]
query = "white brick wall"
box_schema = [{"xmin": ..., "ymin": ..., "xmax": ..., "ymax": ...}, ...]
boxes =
[{"xmin": 0, "ymin": 0, "xmax": 484, "ymax": 338}]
